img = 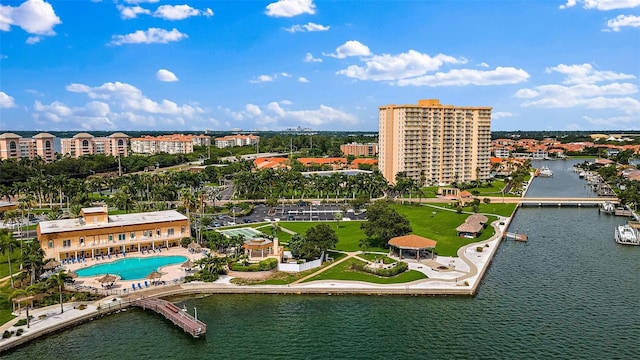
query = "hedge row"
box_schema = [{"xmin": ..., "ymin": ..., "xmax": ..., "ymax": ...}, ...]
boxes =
[{"xmin": 231, "ymin": 258, "xmax": 278, "ymax": 272}]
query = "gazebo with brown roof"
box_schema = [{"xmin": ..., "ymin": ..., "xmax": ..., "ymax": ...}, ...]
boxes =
[
  {"xmin": 243, "ymin": 238, "xmax": 275, "ymax": 259},
  {"xmin": 388, "ymin": 234, "xmax": 437, "ymax": 261}
]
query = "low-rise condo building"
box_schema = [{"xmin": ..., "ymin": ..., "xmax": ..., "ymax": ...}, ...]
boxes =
[
  {"xmin": 60, "ymin": 132, "xmax": 129, "ymax": 158},
  {"xmin": 37, "ymin": 206, "xmax": 190, "ymax": 261},
  {"xmin": 379, "ymin": 99, "xmax": 492, "ymax": 185},
  {"xmin": 340, "ymin": 142, "xmax": 379, "ymax": 157},
  {"xmin": 214, "ymin": 134, "xmax": 260, "ymax": 148},
  {"xmin": 130, "ymin": 134, "xmax": 202, "ymax": 154},
  {"xmin": 0, "ymin": 132, "xmax": 56, "ymax": 162}
]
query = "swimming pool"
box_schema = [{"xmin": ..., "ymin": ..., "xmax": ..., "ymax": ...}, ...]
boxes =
[{"xmin": 75, "ymin": 256, "xmax": 187, "ymax": 280}]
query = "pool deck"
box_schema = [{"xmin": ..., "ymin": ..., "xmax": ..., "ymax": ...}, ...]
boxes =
[{"xmin": 63, "ymin": 247, "xmax": 205, "ymax": 295}]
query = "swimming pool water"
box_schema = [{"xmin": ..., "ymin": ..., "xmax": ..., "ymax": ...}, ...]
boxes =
[{"xmin": 75, "ymin": 256, "xmax": 187, "ymax": 280}]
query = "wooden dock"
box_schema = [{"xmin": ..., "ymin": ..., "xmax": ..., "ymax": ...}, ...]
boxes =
[
  {"xmin": 132, "ymin": 298, "xmax": 206, "ymax": 338},
  {"xmin": 504, "ymin": 232, "xmax": 528, "ymax": 242}
]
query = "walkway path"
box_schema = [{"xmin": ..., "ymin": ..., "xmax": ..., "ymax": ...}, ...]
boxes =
[{"xmin": 290, "ymin": 251, "xmax": 357, "ymax": 285}]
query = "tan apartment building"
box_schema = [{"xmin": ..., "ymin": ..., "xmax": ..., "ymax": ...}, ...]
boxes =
[
  {"xmin": 0, "ymin": 132, "xmax": 56, "ymax": 162},
  {"xmin": 379, "ymin": 99, "xmax": 491, "ymax": 185},
  {"xmin": 60, "ymin": 132, "xmax": 129, "ymax": 158},
  {"xmin": 340, "ymin": 142, "xmax": 379, "ymax": 157},
  {"xmin": 37, "ymin": 206, "xmax": 190, "ymax": 261},
  {"xmin": 130, "ymin": 134, "xmax": 198, "ymax": 154},
  {"xmin": 214, "ymin": 134, "xmax": 260, "ymax": 148}
]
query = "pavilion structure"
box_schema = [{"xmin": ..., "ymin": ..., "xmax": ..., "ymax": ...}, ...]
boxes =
[
  {"xmin": 456, "ymin": 214, "xmax": 489, "ymax": 238},
  {"xmin": 388, "ymin": 234, "xmax": 437, "ymax": 261},
  {"xmin": 243, "ymin": 237, "xmax": 280, "ymax": 260}
]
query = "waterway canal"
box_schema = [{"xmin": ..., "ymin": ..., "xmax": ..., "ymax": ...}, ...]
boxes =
[{"xmin": 5, "ymin": 160, "xmax": 639, "ymax": 359}]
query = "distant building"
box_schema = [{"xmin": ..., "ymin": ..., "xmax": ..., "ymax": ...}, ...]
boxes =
[
  {"xmin": 37, "ymin": 206, "xmax": 190, "ymax": 261},
  {"xmin": 340, "ymin": 142, "xmax": 379, "ymax": 157},
  {"xmin": 296, "ymin": 157, "xmax": 347, "ymax": 170},
  {"xmin": 0, "ymin": 132, "xmax": 56, "ymax": 162},
  {"xmin": 60, "ymin": 132, "xmax": 129, "ymax": 158},
  {"xmin": 130, "ymin": 134, "xmax": 203, "ymax": 155},
  {"xmin": 214, "ymin": 134, "xmax": 260, "ymax": 148},
  {"xmin": 379, "ymin": 99, "xmax": 491, "ymax": 185}
]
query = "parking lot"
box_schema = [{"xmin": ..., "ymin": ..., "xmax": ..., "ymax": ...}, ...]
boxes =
[{"xmin": 210, "ymin": 203, "xmax": 367, "ymax": 228}]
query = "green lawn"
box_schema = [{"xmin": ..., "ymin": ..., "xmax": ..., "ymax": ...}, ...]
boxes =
[
  {"xmin": 389, "ymin": 203, "xmax": 516, "ymax": 256},
  {"xmin": 303, "ymin": 258, "xmax": 427, "ymax": 284},
  {"xmin": 359, "ymin": 252, "xmax": 394, "ymax": 264},
  {"xmin": 0, "ymin": 281, "xmax": 17, "ymax": 325},
  {"xmin": 249, "ymin": 252, "xmax": 348, "ymax": 285},
  {"xmin": 278, "ymin": 221, "xmax": 385, "ymax": 252},
  {"xmin": 0, "ymin": 249, "xmax": 21, "ymax": 279}
]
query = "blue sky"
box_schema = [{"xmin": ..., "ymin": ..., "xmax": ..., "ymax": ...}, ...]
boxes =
[{"xmin": 0, "ymin": 0, "xmax": 639, "ymax": 132}]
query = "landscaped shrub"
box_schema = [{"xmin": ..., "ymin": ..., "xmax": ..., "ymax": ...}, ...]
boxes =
[
  {"xmin": 3, "ymin": 330, "xmax": 12, "ymax": 339},
  {"xmin": 15, "ymin": 319, "xmax": 27, "ymax": 327},
  {"xmin": 476, "ymin": 246, "xmax": 483, "ymax": 252},
  {"xmin": 16, "ymin": 328, "xmax": 23, "ymax": 336},
  {"xmin": 350, "ymin": 261, "xmax": 408, "ymax": 277},
  {"xmin": 258, "ymin": 258, "xmax": 278, "ymax": 271},
  {"xmin": 231, "ymin": 258, "xmax": 278, "ymax": 272}
]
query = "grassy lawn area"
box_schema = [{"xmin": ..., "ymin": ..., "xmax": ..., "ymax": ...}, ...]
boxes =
[
  {"xmin": 358, "ymin": 252, "xmax": 394, "ymax": 264},
  {"xmin": 390, "ymin": 203, "xmax": 516, "ymax": 256},
  {"xmin": 236, "ymin": 252, "xmax": 349, "ymax": 285},
  {"xmin": 0, "ymin": 249, "xmax": 21, "ymax": 279},
  {"xmin": 0, "ymin": 281, "xmax": 17, "ymax": 325},
  {"xmin": 303, "ymin": 258, "xmax": 427, "ymax": 284},
  {"xmin": 278, "ymin": 221, "xmax": 386, "ymax": 252}
]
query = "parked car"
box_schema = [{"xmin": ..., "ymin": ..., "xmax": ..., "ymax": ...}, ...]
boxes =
[
  {"xmin": 213, "ymin": 222, "xmax": 221, "ymax": 227},
  {"xmin": 226, "ymin": 221, "xmax": 236, "ymax": 226}
]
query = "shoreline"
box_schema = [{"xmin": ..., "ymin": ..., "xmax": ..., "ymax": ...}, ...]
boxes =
[{"xmin": 0, "ymin": 207, "xmax": 516, "ymax": 354}]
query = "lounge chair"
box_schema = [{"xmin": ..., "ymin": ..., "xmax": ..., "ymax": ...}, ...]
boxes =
[
  {"xmin": 144, "ymin": 281, "xmax": 149, "ymax": 288},
  {"xmin": 157, "ymin": 248, "xmax": 161, "ymax": 253},
  {"xmin": 137, "ymin": 283, "xmax": 143, "ymax": 290},
  {"xmin": 131, "ymin": 284, "xmax": 136, "ymax": 291},
  {"xmin": 108, "ymin": 254, "xmax": 111, "ymax": 259},
  {"xmin": 122, "ymin": 252, "xmax": 126, "ymax": 257}
]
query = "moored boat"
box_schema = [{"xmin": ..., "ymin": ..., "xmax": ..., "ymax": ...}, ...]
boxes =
[
  {"xmin": 614, "ymin": 224, "xmax": 640, "ymax": 246},
  {"xmin": 538, "ymin": 166, "xmax": 553, "ymax": 177},
  {"xmin": 600, "ymin": 202, "xmax": 615, "ymax": 214}
]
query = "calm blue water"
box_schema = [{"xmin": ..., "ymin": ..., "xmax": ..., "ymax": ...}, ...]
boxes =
[
  {"xmin": 527, "ymin": 159, "xmax": 597, "ymax": 198},
  {"xmin": 5, "ymin": 159, "xmax": 639, "ymax": 359},
  {"xmin": 75, "ymin": 256, "xmax": 187, "ymax": 280}
]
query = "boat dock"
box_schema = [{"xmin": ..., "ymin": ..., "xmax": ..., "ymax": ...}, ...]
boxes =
[
  {"xmin": 504, "ymin": 232, "xmax": 528, "ymax": 242},
  {"xmin": 132, "ymin": 298, "xmax": 206, "ymax": 338}
]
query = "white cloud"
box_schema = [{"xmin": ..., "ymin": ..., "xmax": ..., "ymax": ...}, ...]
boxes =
[
  {"xmin": 154, "ymin": 5, "xmax": 213, "ymax": 20},
  {"xmin": 250, "ymin": 73, "xmax": 296, "ymax": 83},
  {"xmin": 516, "ymin": 64, "xmax": 640, "ymax": 116},
  {"xmin": 156, "ymin": 69, "xmax": 179, "ymax": 82},
  {"xmin": 304, "ymin": 52, "xmax": 322, "ymax": 63},
  {"xmin": 583, "ymin": 115, "xmax": 640, "ymax": 128},
  {"xmin": 478, "ymin": 62, "xmax": 490, "ymax": 68},
  {"xmin": 396, "ymin": 67, "xmax": 530, "ymax": 87},
  {"xmin": 117, "ymin": 5, "xmax": 150, "ymax": 20},
  {"xmin": 606, "ymin": 14, "xmax": 640, "ymax": 31},
  {"xmin": 250, "ymin": 74, "xmax": 275, "ymax": 83},
  {"xmin": 560, "ymin": 0, "xmax": 640, "ymax": 10},
  {"xmin": 0, "ymin": 0, "xmax": 61, "ymax": 36},
  {"xmin": 285, "ymin": 22, "xmax": 330, "ymax": 33},
  {"xmin": 25, "ymin": 35, "xmax": 41, "ymax": 44},
  {"xmin": 265, "ymin": 0, "xmax": 315, "ymax": 17},
  {"xmin": 110, "ymin": 28, "xmax": 187, "ymax": 45},
  {"xmin": 326, "ymin": 40, "xmax": 371, "ymax": 59},
  {"xmin": 493, "ymin": 112, "xmax": 514, "ymax": 119},
  {"xmin": 245, "ymin": 104, "xmax": 262, "ymax": 116},
  {"xmin": 546, "ymin": 63, "xmax": 635, "ymax": 84},
  {"xmin": 337, "ymin": 50, "xmax": 467, "ymax": 81},
  {"xmin": 35, "ymin": 81, "xmax": 206, "ymax": 130},
  {"xmin": 298, "ymin": 77, "xmax": 310, "ymax": 83},
  {"xmin": 0, "ymin": 91, "xmax": 16, "ymax": 108}
]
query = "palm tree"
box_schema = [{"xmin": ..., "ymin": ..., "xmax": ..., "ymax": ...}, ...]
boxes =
[
  {"xmin": 333, "ymin": 211, "xmax": 343, "ymax": 229},
  {"xmin": 22, "ymin": 240, "xmax": 45, "ymax": 285},
  {"xmin": 0, "ymin": 228, "xmax": 19, "ymax": 288},
  {"xmin": 47, "ymin": 270, "xmax": 71, "ymax": 314},
  {"xmin": 358, "ymin": 238, "xmax": 370, "ymax": 253}
]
